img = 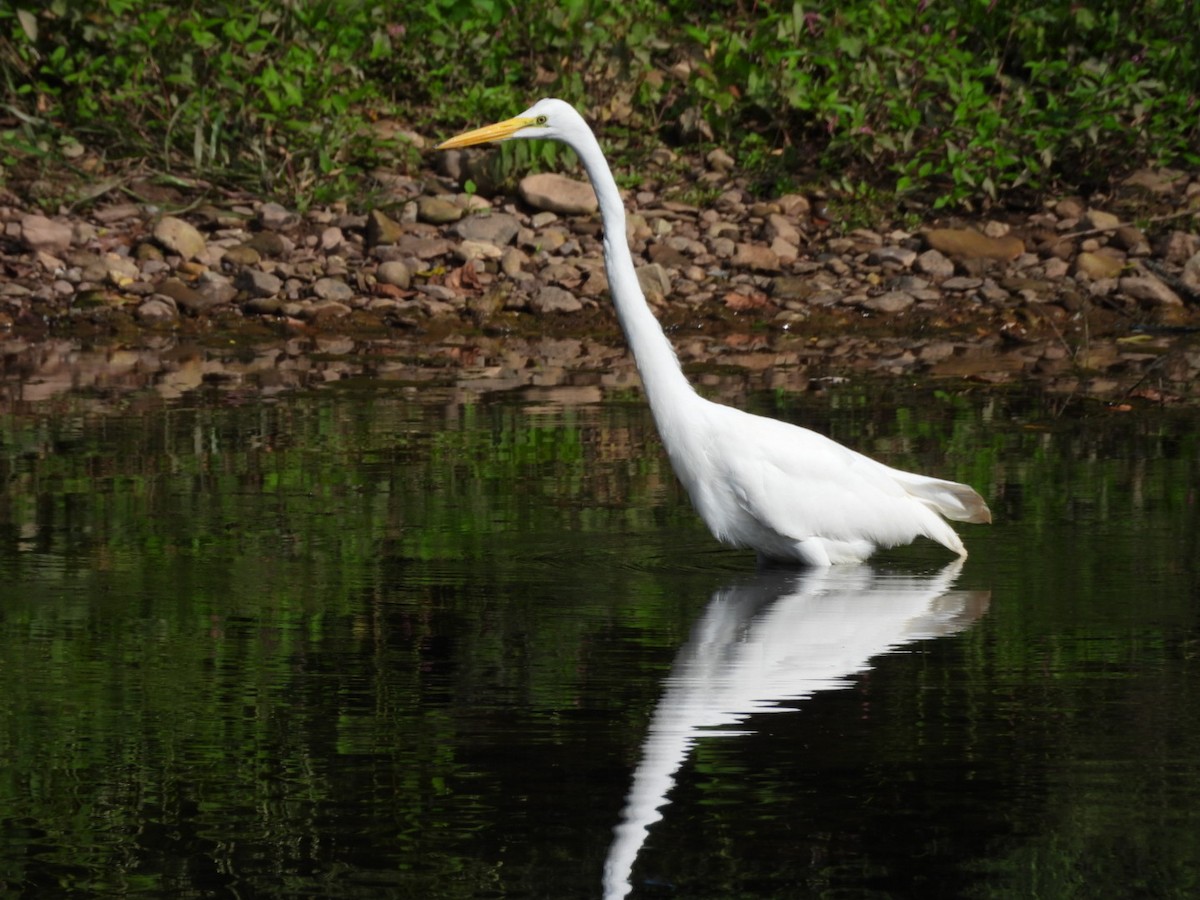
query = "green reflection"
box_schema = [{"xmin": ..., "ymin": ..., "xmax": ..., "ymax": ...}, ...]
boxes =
[{"xmin": 0, "ymin": 381, "xmax": 1197, "ymax": 897}]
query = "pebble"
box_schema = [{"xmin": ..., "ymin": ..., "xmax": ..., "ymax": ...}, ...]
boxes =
[
  {"xmin": 1119, "ymin": 275, "xmax": 1183, "ymax": 307},
  {"xmin": 153, "ymin": 216, "xmax": 206, "ymax": 260},
  {"xmin": 530, "ymin": 285, "xmax": 583, "ymax": 313},
  {"xmin": 417, "ymin": 196, "xmax": 463, "ymax": 225},
  {"xmin": 376, "ymin": 261, "xmax": 411, "ymax": 288},
  {"xmin": 312, "ymin": 277, "xmax": 354, "ymax": 302},
  {"xmin": 136, "ymin": 296, "xmax": 178, "ymax": 322},
  {"xmin": 236, "ymin": 269, "xmax": 284, "ymax": 298},
  {"xmin": 863, "ymin": 292, "xmax": 916, "ymax": 313},
  {"xmin": 454, "ymin": 212, "xmax": 520, "ymax": 246},
  {"xmin": 518, "ymin": 173, "xmax": 599, "ymax": 215},
  {"xmin": 20, "ymin": 214, "xmax": 74, "ymax": 255}
]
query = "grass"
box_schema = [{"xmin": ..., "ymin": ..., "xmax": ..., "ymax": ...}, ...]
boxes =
[{"xmin": 1, "ymin": 0, "xmax": 1197, "ymax": 210}]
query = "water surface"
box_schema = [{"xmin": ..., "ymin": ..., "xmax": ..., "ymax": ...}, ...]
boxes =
[{"xmin": 1, "ymin": 367, "xmax": 1197, "ymax": 898}]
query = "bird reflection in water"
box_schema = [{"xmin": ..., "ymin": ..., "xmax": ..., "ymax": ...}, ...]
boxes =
[{"xmin": 602, "ymin": 561, "xmax": 989, "ymax": 900}]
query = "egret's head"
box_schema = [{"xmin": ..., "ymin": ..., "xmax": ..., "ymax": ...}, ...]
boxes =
[{"xmin": 436, "ymin": 98, "xmax": 583, "ymax": 150}]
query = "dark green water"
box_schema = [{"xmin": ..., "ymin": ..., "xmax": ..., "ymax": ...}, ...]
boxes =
[{"xmin": 1, "ymin": 374, "xmax": 1197, "ymax": 898}]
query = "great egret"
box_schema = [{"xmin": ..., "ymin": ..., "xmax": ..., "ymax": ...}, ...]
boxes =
[{"xmin": 438, "ymin": 98, "xmax": 991, "ymax": 565}]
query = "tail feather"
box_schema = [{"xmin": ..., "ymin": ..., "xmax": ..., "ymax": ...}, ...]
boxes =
[{"xmin": 891, "ymin": 470, "xmax": 993, "ymax": 524}]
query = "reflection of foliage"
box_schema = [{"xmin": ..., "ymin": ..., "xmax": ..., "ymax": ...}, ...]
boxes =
[{"xmin": 0, "ymin": 381, "xmax": 1197, "ymax": 895}]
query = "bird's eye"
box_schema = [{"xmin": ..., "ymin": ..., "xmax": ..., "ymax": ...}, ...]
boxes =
[{"xmin": 536, "ymin": 115, "xmax": 548, "ymax": 125}]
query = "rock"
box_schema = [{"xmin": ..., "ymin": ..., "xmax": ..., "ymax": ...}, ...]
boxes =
[
  {"xmin": 1081, "ymin": 209, "xmax": 1121, "ymax": 232},
  {"xmin": 530, "ymin": 285, "xmax": 583, "ymax": 313},
  {"xmin": 518, "ymin": 173, "xmax": 598, "ymax": 216},
  {"xmin": 258, "ymin": 201, "xmax": 298, "ymax": 230},
  {"xmin": 731, "ymin": 243, "xmax": 780, "ymax": 272},
  {"xmin": 196, "ymin": 271, "xmax": 238, "ymax": 306},
  {"xmin": 366, "ymin": 209, "xmax": 405, "ymax": 246},
  {"xmin": 152, "ymin": 216, "xmax": 206, "ymax": 260},
  {"xmin": 1042, "ymin": 257, "xmax": 1070, "ymax": 280},
  {"xmin": 98, "ymin": 254, "xmax": 140, "ymax": 287},
  {"xmin": 319, "ymin": 226, "xmax": 344, "ymax": 251},
  {"xmin": 914, "ymin": 249, "xmax": 955, "ymax": 278},
  {"xmin": 312, "ymin": 277, "xmax": 354, "ymax": 302},
  {"xmin": 863, "ymin": 291, "xmax": 915, "ymax": 313},
  {"xmin": 779, "ymin": 194, "xmax": 810, "ymax": 218},
  {"xmin": 455, "ymin": 239, "xmax": 504, "ymax": 262},
  {"xmin": 770, "ymin": 237, "xmax": 800, "ymax": 263},
  {"xmin": 924, "ymin": 228, "xmax": 1023, "ymax": 261},
  {"xmin": 1054, "ymin": 197, "xmax": 1086, "ymax": 219},
  {"xmin": 308, "ymin": 300, "xmax": 352, "ymax": 320},
  {"xmin": 20, "ymin": 214, "xmax": 73, "ymax": 255},
  {"xmin": 1123, "ymin": 168, "xmax": 1184, "ymax": 194},
  {"xmin": 868, "ymin": 246, "xmax": 918, "ymax": 268},
  {"xmin": 1112, "ymin": 225, "xmax": 1149, "ymax": 255},
  {"xmin": 706, "ymin": 147, "xmax": 735, "ymax": 172},
  {"xmin": 243, "ymin": 297, "xmax": 283, "ymax": 316},
  {"xmin": 500, "ymin": 248, "xmax": 526, "ymax": 278},
  {"xmin": 942, "ymin": 276, "xmax": 983, "ymax": 291},
  {"xmin": 647, "ymin": 242, "xmax": 689, "ymax": 268},
  {"xmin": 376, "ymin": 260, "xmax": 411, "ymax": 288},
  {"xmin": 136, "ymin": 296, "xmax": 178, "ymax": 323},
  {"xmin": 135, "ymin": 242, "xmax": 164, "ymax": 262},
  {"xmin": 157, "ymin": 277, "xmax": 222, "ymax": 315},
  {"xmin": 1156, "ymin": 231, "xmax": 1200, "ymax": 266},
  {"xmin": 1181, "ymin": 252, "xmax": 1200, "ymax": 296},
  {"xmin": 635, "ymin": 263, "xmax": 671, "ymax": 301},
  {"xmin": 236, "ymin": 269, "xmax": 284, "ymax": 298},
  {"xmin": 1075, "ymin": 251, "xmax": 1125, "ymax": 280},
  {"xmin": 453, "ymin": 212, "xmax": 520, "ymax": 246},
  {"xmin": 243, "ymin": 231, "xmax": 289, "ymax": 257},
  {"xmin": 222, "ymin": 244, "xmax": 262, "ymax": 266},
  {"xmin": 764, "ymin": 213, "xmax": 801, "ymax": 247},
  {"xmin": 417, "ymin": 195, "xmax": 463, "ymax": 225},
  {"xmin": 392, "ymin": 235, "xmax": 453, "ymax": 260},
  {"xmin": 1119, "ymin": 275, "xmax": 1183, "ymax": 307}
]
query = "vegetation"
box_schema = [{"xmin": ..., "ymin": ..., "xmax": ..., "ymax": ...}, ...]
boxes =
[{"xmin": 1, "ymin": 1, "xmax": 1198, "ymax": 208}]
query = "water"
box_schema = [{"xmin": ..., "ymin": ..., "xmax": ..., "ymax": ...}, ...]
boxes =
[{"xmin": 1, "ymin": 363, "xmax": 1198, "ymax": 898}]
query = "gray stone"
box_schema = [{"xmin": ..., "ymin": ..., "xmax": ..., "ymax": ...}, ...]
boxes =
[
  {"xmin": 152, "ymin": 216, "xmax": 206, "ymax": 260},
  {"xmin": 258, "ymin": 201, "xmax": 299, "ymax": 231},
  {"xmin": 312, "ymin": 277, "xmax": 354, "ymax": 302},
  {"xmin": 417, "ymin": 195, "xmax": 463, "ymax": 225},
  {"xmin": 868, "ymin": 246, "xmax": 918, "ymax": 268},
  {"xmin": 1082, "ymin": 209, "xmax": 1121, "ymax": 232},
  {"xmin": 635, "ymin": 263, "xmax": 671, "ymax": 301},
  {"xmin": 530, "ymin": 285, "xmax": 583, "ymax": 313},
  {"xmin": 914, "ymin": 249, "xmax": 955, "ymax": 278},
  {"xmin": 366, "ymin": 209, "xmax": 405, "ymax": 246},
  {"xmin": 518, "ymin": 173, "xmax": 598, "ymax": 216},
  {"xmin": 1075, "ymin": 252, "xmax": 1125, "ymax": 280},
  {"xmin": 453, "ymin": 212, "xmax": 520, "ymax": 246},
  {"xmin": 376, "ymin": 260, "xmax": 411, "ymax": 288},
  {"xmin": 1119, "ymin": 275, "xmax": 1183, "ymax": 306},
  {"xmin": 20, "ymin": 214, "xmax": 73, "ymax": 255},
  {"xmin": 136, "ymin": 296, "xmax": 178, "ymax": 323},
  {"xmin": 731, "ymin": 243, "xmax": 780, "ymax": 272},
  {"xmin": 194, "ymin": 272, "xmax": 237, "ymax": 307},
  {"xmin": 236, "ymin": 269, "xmax": 284, "ymax": 298},
  {"xmin": 863, "ymin": 292, "xmax": 915, "ymax": 313}
]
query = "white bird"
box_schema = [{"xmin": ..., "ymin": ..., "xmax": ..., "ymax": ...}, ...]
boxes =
[{"xmin": 438, "ymin": 98, "xmax": 991, "ymax": 565}]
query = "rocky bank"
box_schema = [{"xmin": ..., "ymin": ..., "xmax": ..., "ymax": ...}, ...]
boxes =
[{"xmin": 2, "ymin": 146, "xmax": 1199, "ymax": 407}]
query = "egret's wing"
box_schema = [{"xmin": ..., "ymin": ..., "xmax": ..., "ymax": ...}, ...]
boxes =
[{"xmin": 713, "ymin": 411, "xmax": 958, "ymax": 549}]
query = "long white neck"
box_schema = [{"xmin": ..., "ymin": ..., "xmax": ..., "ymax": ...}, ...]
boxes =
[{"xmin": 569, "ymin": 129, "xmax": 699, "ymax": 418}]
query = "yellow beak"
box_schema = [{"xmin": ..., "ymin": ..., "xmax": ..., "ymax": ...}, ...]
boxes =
[{"xmin": 436, "ymin": 115, "xmax": 536, "ymax": 150}]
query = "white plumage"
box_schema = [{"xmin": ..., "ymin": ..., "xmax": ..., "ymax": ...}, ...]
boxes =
[{"xmin": 438, "ymin": 98, "xmax": 991, "ymax": 564}]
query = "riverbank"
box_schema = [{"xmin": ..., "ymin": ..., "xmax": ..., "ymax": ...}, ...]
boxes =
[{"xmin": 2, "ymin": 152, "xmax": 1199, "ymax": 409}]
